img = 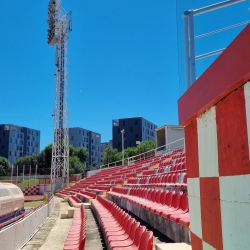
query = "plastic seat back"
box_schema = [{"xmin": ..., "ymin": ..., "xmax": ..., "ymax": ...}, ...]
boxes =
[
  {"xmin": 129, "ymin": 221, "xmax": 140, "ymax": 241},
  {"xmin": 167, "ymin": 174, "xmax": 173, "ymax": 184},
  {"xmin": 150, "ymin": 189, "xmax": 156, "ymax": 202},
  {"xmin": 147, "ymin": 189, "xmax": 152, "ymax": 200},
  {"xmin": 173, "ymin": 173, "xmax": 180, "ymax": 184},
  {"xmin": 160, "ymin": 190, "xmax": 168, "ymax": 205},
  {"xmin": 126, "ymin": 218, "xmax": 135, "ymax": 234},
  {"xmin": 172, "ymin": 191, "xmax": 183, "ymax": 209},
  {"xmin": 138, "ymin": 231, "xmax": 153, "ymax": 250},
  {"xmin": 177, "ymin": 173, "xmax": 185, "ymax": 184},
  {"xmin": 180, "ymin": 193, "xmax": 189, "ymax": 212},
  {"xmin": 182, "ymin": 174, "xmax": 187, "ymax": 184},
  {"xmin": 165, "ymin": 191, "xmax": 175, "ymax": 207},
  {"xmin": 155, "ymin": 190, "xmax": 162, "ymax": 203},
  {"xmin": 134, "ymin": 226, "xmax": 147, "ymax": 247}
]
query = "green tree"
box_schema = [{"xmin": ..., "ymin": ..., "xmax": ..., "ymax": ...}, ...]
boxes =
[
  {"xmin": 0, "ymin": 157, "xmax": 11, "ymax": 176},
  {"xmin": 16, "ymin": 155, "xmax": 31, "ymax": 167},
  {"xmin": 103, "ymin": 146, "xmax": 118, "ymax": 164},
  {"xmin": 69, "ymin": 156, "xmax": 85, "ymax": 175},
  {"xmin": 43, "ymin": 143, "xmax": 52, "ymax": 168},
  {"xmin": 74, "ymin": 147, "xmax": 89, "ymax": 163}
]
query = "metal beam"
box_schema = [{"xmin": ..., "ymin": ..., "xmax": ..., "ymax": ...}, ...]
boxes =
[
  {"xmin": 195, "ymin": 20, "xmax": 250, "ymax": 39},
  {"xmin": 193, "ymin": 0, "xmax": 246, "ymax": 16},
  {"xmin": 195, "ymin": 48, "xmax": 225, "ymax": 60}
]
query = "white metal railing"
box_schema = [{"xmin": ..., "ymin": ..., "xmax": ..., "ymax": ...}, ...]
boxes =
[{"xmin": 99, "ymin": 137, "xmax": 185, "ymax": 170}]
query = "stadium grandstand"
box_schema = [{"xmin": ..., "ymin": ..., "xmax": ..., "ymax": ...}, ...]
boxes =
[
  {"xmin": 56, "ymin": 146, "xmax": 188, "ymax": 249},
  {"xmin": 1, "ymin": 0, "xmax": 250, "ymax": 250}
]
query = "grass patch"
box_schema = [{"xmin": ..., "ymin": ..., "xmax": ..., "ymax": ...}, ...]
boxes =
[
  {"xmin": 17, "ymin": 179, "xmax": 38, "ymax": 188},
  {"xmin": 24, "ymin": 201, "xmax": 44, "ymax": 208}
]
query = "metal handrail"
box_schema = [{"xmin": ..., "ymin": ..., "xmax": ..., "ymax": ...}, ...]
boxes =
[{"xmin": 99, "ymin": 138, "xmax": 185, "ymax": 170}]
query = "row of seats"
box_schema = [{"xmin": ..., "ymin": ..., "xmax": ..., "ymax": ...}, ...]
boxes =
[
  {"xmin": 78, "ymin": 191, "xmax": 96, "ymax": 201},
  {"xmin": 92, "ymin": 196, "xmax": 153, "ymax": 250},
  {"xmin": 63, "ymin": 204, "xmax": 86, "ymax": 250},
  {"xmin": 69, "ymin": 196, "xmax": 82, "ymax": 207},
  {"xmin": 111, "ymin": 188, "xmax": 190, "ymax": 228},
  {"xmin": 87, "ymin": 186, "xmax": 110, "ymax": 193},
  {"xmin": 57, "ymin": 191, "xmax": 71, "ymax": 197},
  {"xmin": 124, "ymin": 173, "xmax": 187, "ymax": 189}
]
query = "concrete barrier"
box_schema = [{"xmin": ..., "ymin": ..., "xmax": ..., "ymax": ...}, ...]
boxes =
[
  {"xmin": 107, "ymin": 194, "xmax": 190, "ymax": 244},
  {"xmin": 0, "ymin": 197, "xmax": 55, "ymax": 250}
]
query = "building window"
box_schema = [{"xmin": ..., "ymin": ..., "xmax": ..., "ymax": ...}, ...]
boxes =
[
  {"xmin": 118, "ymin": 142, "xmax": 120, "ymax": 147},
  {"xmin": 20, "ymin": 134, "xmax": 23, "ymax": 139},
  {"xmin": 118, "ymin": 128, "xmax": 120, "ymax": 133},
  {"xmin": 9, "ymin": 151, "xmax": 11, "ymax": 156},
  {"xmin": 143, "ymin": 127, "xmax": 144, "ymax": 132},
  {"xmin": 28, "ymin": 130, "xmax": 30, "ymax": 134},
  {"xmin": 87, "ymin": 132, "xmax": 89, "ymax": 136},
  {"xmin": 83, "ymin": 130, "xmax": 84, "ymax": 135},
  {"xmin": 32, "ymin": 148, "xmax": 34, "ymax": 152},
  {"xmin": 135, "ymin": 119, "xmax": 138, "ymax": 125},
  {"xmin": 20, "ymin": 152, "xmax": 22, "ymax": 157},
  {"xmin": 20, "ymin": 140, "xmax": 23, "ymax": 145},
  {"xmin": 71, "ymin": 136, "xmax": 74, "ymax": 140},
  {"xmin": 31, "ymin": 130, "xmax": 33, "ymax": 135},
  {"xmin": 15, "ymin": 139, "xmax": 17, "ymax": 144},
  {"xmin": 130, "ymin": 142, "xmax": 133, "ymax": 147},
  {"xmin": 31, "ymin": 142, "xmax": 33, "ymax": 147},
  {"xmin": 135, "ymin": 134, "xmax": 138, "ymax": 139},
  {"xmin": 33, "ymin": 136, "xmax": 35, "ymax": 141},
  {"xmin": 86, "ymin": 138, "xmax": 88, "ymax": 142},
  {"xmin": 27, "ymin": 147, "xmax": 29, "ymax": 152},
  {"xmin": 18, "ymin": 134, "xmax": 19, "ymax": 138},
  {"xmin": 36, "ymin": 143, "xmax": 38, "ymax": 147},
  {"xmin": 27, "ymin": 136, "xmax": 30, "ymax": 140},
  {"xmin": 28, "ymin": 142, "xmax": 30, "ymax": 146},
  {"xmin": 10, "ymin": 138, "xmax": 12, "ymax": 143},
  {"xmin": 79, "ymin": 142, "xmax": 81, "ymax": 147},
  {"xmin": 36, "ymin": 131, "xmax": 39, "ymax": 136},
  {"xmin": 3, "ymin": 132, "xmax": 5, "ymax": 137},
  {"xmin": 130, "ymin": 127, "xmax": 133, "ymax": 133},
  {"xmin": 123, "ymin": 121, "xmax": 125, "ymax": 126}
]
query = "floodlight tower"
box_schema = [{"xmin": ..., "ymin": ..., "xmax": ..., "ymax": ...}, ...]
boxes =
[{"xmin": 47, "ymin": 0, "xmax": 72, "ymax": 191}]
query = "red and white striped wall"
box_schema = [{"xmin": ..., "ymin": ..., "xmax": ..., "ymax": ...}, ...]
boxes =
[
  {"xmin": 178, "ymin": 22, "xmax": 250, "ymax": 250},
  {"xmin": 22, "ymin": 185, "xmax": 40, "ymax": 196},
  {"xmin": 185, "ymin": 83, "xmax": 250, "ymax": 250}
]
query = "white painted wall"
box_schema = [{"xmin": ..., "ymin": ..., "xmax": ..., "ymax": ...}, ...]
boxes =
[
  {"xmin": 87, "ymin": 169, "xmax": 101, "ymax": 177},
  {"xmin": 0, "ymin": 197, "xmax": 55, "ymax": 250}
]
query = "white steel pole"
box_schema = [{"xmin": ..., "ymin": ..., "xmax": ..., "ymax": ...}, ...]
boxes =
[
  {"xmin": 23, "ymin": 165, "xmax": 25, "ymax": 189},
  {"xmin": 16, "ymin": 165, "xmax": 18, "ymax": 186},
  {"xmin": 11, "ymin": 165, "xmax": 13, "ymax": 184},
  {"xmin": 35, "ymin": 165, "xmax": 37, "ymax": 186},
  {"xmin": 29, "ymin": 165, "xmax": 31, "ymax": 188},
  {"xmin": 121, "ymin": 130, "xmax": 124, "ymax": 166}
]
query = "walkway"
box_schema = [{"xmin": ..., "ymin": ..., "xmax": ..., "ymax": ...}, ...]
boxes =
[{"xmin": 22, "ymin": 196, "xmax": 72, "ymax": 250}]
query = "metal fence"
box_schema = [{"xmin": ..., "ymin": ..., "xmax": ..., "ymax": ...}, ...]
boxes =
[{"xmin": 99, "ymin": 137, "xmax": 185, "ymax": 170}]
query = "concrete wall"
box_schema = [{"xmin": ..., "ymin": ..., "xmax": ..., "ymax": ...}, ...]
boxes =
[
  {"xmin": 87, "ymin": 168, "xmax": 101, "ymax": 177},
  {"xmin": 0, "ymin": 196, "xmax": 54, "ymax": 250},
  {"xmin": 156, "ymin": 128, "xmax": 165, "ymax": 148},
  {"xmin": 166, "ymin": 126, "xmax": 184, "ymax": 150}
]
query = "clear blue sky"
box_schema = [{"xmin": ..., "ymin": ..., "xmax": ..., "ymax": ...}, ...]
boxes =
[{"xmin": 1, "ymin": 0, "xmax": 249, "ymax": 150}]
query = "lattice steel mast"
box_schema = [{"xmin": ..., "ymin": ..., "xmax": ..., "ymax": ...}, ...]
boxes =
[{"xmin": 47, "ymin": 0, "xmax": 72, "ymax": 191}]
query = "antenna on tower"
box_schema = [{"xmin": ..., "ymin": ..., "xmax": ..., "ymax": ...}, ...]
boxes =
[{"xmin": 47, "ymin": 0, "xmax": 72, "ymax": 191}]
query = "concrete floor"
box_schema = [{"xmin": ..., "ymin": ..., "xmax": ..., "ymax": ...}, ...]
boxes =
[
  {"xmin": 22, "ymin": 196, "xmax": 73, "ymax": 250},
  {"xmin": 85, "ymin": 209, "xmax": 107, "ymax": 250}
]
